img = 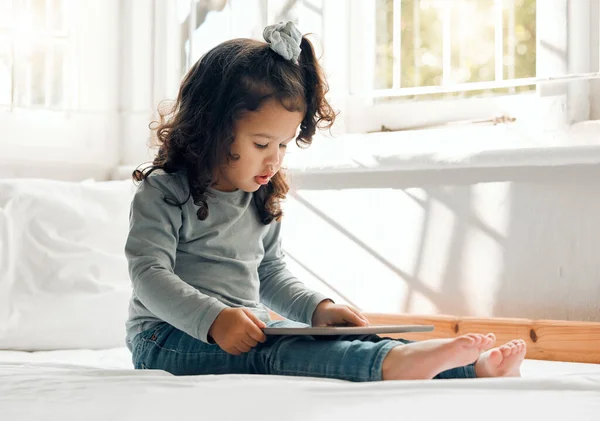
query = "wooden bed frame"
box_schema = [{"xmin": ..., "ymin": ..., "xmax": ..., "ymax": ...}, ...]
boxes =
[
  {"xmin": 269, "ymin": 311, "xmax": 600, "ymax": 363},
  {"xmin": 363, "ymin": 313, "xmax": 600, "ymax": 364}
]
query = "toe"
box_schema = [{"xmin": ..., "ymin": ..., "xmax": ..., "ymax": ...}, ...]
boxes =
[
  {"xmin": 487, "ymin": 348, "xmax": 503, "ymax": 366},
  {"xmin": 518, "ymin": 341, "xmax": 527, "ymax": 353},
  {"xmin": 500, "ymin": 345, "xmax": 512, "ymax": 357},
  {"xmin": 515, "ymin": 341, "xmax": 524, "ymax": 352},
  {"xmin": 459, "ymin": 335, "xmax": 476, "ymax": 347},
  {"xmin": 465, "ymin": 334, "xmax": 480, "ymax": 345},
  {"xmin": 481, "ymin": 338, "xmax": 493, "ymax": 350}
]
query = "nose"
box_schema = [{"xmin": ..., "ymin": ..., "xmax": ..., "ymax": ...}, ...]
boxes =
[{"xmin": 265, "ymin": 146, "xmax": 281, "ymax": 167}]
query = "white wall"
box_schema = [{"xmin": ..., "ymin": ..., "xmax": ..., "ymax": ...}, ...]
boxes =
[{"xmin": 282, "ymin": 163, "xmax": 600, "ymax": 322}]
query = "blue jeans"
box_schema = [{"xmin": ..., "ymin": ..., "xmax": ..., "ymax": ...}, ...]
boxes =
[{"xmin": 131, "ymin": 320, "xmax": 476, "ymax": 382}]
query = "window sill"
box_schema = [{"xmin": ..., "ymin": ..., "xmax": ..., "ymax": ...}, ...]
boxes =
[
  {"xmin": 113, "ymin": 121, "xmax": 600, "ymax": 184},
  {"xmin": 280, "ymin": 120, "xmax": 600, "ymax": 189},
  {"xmin": 285, "ymin": 120, "xmax": 600, "ymax": 174}
]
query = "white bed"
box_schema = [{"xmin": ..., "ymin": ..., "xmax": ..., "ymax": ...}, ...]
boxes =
[
  {"xmin": 1, "ymin": 348, "xmax": 600, "ymax": 421},
  {"xmin": 1, "ymin": 178, "xmax": 599, "ymax": 421}
]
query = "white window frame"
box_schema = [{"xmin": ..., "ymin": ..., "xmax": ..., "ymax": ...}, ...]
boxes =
[
  {"xmin": 592, "ymin": 0, "xmax": 600, "ymax": 120},
  {"xmin": 120, "ymin": 0, "xmax": 270, "ymax": 166},
  {"xmin": 325, "ymin": 0, "xmax": 599, "ymax": 135},
  {"xmin": 117, "ymin": 0, "xmax": 180, "ymax": 167},
  {"xmin": 0, "ymin": 0, "xmax": 119, "ymax": 169},
  {"xmin": 119, "ymin": 0, "xmax": 600, "ymax": 172}
]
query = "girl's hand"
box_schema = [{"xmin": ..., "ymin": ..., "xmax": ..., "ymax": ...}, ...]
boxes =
[
  {"xmin": 311, "ymin": 300, "xmax": 370, "ymax": 327},
  {"xmin": 208, "ymin": 308, "xmax": 267, "ymax": 355}
]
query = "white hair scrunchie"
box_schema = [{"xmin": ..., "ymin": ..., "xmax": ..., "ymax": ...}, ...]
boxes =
[{"xmin": 263, "ymin": 21, "xmax": 302, "ymax": 64}]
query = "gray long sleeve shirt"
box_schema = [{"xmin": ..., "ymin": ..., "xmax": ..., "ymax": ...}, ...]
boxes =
[{"xmin": 124, "ymin": 171, "xmax": 329, "ymax": 348}]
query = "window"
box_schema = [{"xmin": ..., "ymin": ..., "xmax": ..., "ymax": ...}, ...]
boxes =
[
  {"xmin": 0, "ymin": 0, "xmax": 118, "ymax": 166},
  {"xmin": 372, "ymin": 0, "xmax": 536, "ymax": 100},
  {"xmin": 155, "ymin": 1, "xmax": 598, "ymax": 137},
  {"xmin": 175, "ymin": 0, "xmax": 322, "ymax": 79},
  {"xmin": 0, "ymin": 0, "xmax": 72, "ymax": 110},
  {"xmin": 346, "ymin": 0, "xmax": 599, "ymax": 133}
]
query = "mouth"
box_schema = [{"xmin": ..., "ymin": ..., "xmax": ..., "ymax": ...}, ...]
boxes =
[{"xmin": 254, "ymin": 172, "xmax": 275, "ymax": 185}]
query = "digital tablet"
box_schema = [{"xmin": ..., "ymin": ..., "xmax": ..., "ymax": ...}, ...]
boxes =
[{"xmin": 262, "ymin": 324, "xmax": 434, "ymax": 336}]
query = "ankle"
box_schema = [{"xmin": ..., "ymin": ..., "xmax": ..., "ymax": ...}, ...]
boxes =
[{"xmin": 381, "ymin": 345, "xmax": 405, "ymax": 380}]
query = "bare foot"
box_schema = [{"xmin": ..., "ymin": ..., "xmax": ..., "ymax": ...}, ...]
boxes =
[
  {"xmin": 382, "ymin": 333, "xmax": 496, "ymax": 380},
  {"xmin": 474, "ymin": 339, "xmax": 526, "ymax": 378}
]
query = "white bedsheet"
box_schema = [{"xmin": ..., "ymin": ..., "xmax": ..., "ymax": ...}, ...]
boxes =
[{"xmin": 1, "ymin": 348, "xmax": 600, "ymax": 421}]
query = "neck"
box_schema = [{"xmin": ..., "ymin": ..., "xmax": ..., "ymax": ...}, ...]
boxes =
[{"xmin": 211, "ymin": 170, "xmax": 237, "ymax": 192}]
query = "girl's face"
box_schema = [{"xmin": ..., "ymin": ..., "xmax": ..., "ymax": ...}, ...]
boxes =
[{"xmin": 213, "ymin": 99, "xmax": 303, "ymax": 193}]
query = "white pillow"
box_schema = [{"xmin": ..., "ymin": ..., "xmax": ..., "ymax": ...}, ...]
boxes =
[{"xmin": 0, "ymin": 178, "xmax": 136, "ymax": 350}]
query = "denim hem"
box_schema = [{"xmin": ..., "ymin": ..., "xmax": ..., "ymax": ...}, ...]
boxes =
[
  {"xmin": 370, "ymin": 340, "xmax": 403, "ymax": 381},
  {"xmin": 465, "ymin": 363, "xmax": 477, "ymax": 378},
  {"xmin": 434, "ymin": 362, "xmax": 478, "ymax": 379}
]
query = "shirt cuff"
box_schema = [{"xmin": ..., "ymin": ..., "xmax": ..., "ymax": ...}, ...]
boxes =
[
  {"xmin": 305, "ymin": 293, "xmax": 334, "ymax": 326},
  {"xmin": 196, "ymin": 300, "xmax": 230, "ymax": 344}
]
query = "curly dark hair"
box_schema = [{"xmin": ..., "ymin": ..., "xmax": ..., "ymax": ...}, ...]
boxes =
[{"xmin": 133, "ymin": 34, "xmax": 336, "ymax": 224}]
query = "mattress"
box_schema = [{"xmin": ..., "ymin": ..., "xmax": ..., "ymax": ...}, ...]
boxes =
[{"xmin": 1, "ymin": 348, "xmax": 599, "ymax": 421}]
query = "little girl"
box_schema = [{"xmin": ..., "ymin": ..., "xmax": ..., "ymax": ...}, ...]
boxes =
[{"xmin": 125, "ymin": 21, "xmax": 526, "ymax": 381}]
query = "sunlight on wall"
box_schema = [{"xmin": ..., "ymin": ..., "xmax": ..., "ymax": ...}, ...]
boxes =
[{"xmin": 282, "ymin": 179, "xmax": 600, "ymax": 322}]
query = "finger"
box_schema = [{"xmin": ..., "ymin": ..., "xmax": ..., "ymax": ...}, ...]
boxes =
[
  {"xmin": 242, "ymin": 308, "xmax": 267, "ymax": 328},
  {"xmin": 343, "ymin": 308, "xmax": 368, "ymax": 326},
  {"xmin": 242, "ymin": 337, "xmax": 259, "ymax": 349},
  {"xmin": 348, "ymin": 307, "xmax": 370, "ymax": 325},
  {"xmin": 242, "ymin": 309, "xmax": 267, "ymax": 342},
  {"xmin": 228, "ymin": 347, "xmax": 241, "ymax": 356},
  {"xmin": 247, "ymin": 324, "xmax": 267, "ymax": 343},
  {"xmin": 236, "ymin": 343, "xmax": 251, "ymax": 353}
]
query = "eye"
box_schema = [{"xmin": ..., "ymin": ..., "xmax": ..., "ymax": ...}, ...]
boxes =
[
  {"xmin": 254, "ymin": 143, "xmax": 268, "ymax": 149},
  {"xmin": 279, "ymin": 143, "xmax": 288, "ymax": 149}
]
